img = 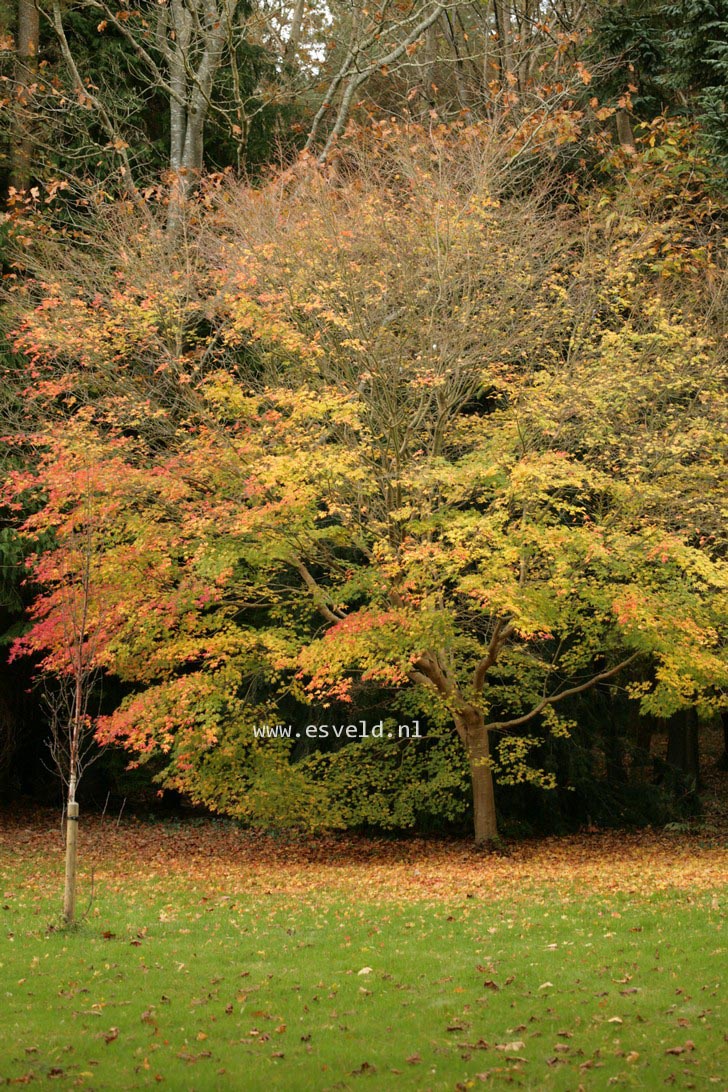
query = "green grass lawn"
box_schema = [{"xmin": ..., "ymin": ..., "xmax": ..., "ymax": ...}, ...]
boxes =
[{"xmin": 1, "ymin": 829, "xmax": 726, "ymax": 1090}]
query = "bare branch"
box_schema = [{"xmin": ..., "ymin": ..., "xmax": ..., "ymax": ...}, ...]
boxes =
[
  {"xmin": 487, "ymin": 653, "xmax": 642, "ymax": 732},
  {"xmin": 307, "ymin": 0, "xmax": 449, "ymax": 159},
  {"xmin": 49, "ymin": 1, "xmax": 142, "ymax": 202}
]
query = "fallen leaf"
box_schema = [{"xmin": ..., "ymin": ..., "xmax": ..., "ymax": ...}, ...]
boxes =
[{"xmin": 665, "ymin": 1041, "xmax": 695, "ymax": 1055}]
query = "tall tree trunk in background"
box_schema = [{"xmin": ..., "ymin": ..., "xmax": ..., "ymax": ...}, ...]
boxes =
[
  {"xmin": 606, "ymin": 729, "xmax": 628, "ymax": 785},
  {"xmin": 631, "ymin": 707, "xmax": 654, "ymax": 783},
  {"xmin": 166, "ymin": 0, "xmax": 235, "ymax": 230},
  {"xmin": 10, "ymin": 0, "xmax": 39, "ymax": 193},
  {"xmin": 666, "ymin": 709, "xmax": 700, "ymax": 790},
  {"xmin": 282, "ymin": 0, "xmax": 306, "ymax": 64},
  {"xmin": 0, "ymin": 681, "xmax": 17, "ymax": 794},
  {"xmin": 167, "ymin": 0, "xmax": 193, "ymax": 225},
  {"xmin": 420, "ymin": 21, "xmax": 438, "ymax": 118},
  {"xmin": 719, "ymin": 710, "xmax": 728, "ymax": 771},
  {"xmin": 492, "ymin": 0, "xmax": 512, "ymax": 88}
]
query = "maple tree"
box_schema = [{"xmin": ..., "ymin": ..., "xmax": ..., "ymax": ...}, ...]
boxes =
[
  {"xmin": 5, "ymin": 425, "xmax": 125, "ymax": 919},
  {"xmin": 203, "ymin": 130, "xmax": 726, "ymax": 842},
  {"xmin": 6, "ymin": 123, "xmax": 727, "ymax": 843}
]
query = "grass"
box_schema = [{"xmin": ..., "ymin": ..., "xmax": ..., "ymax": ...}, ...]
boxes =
[{"xmin": 0, "ymin": 817, "xmax": 726, "ymax": 1089}]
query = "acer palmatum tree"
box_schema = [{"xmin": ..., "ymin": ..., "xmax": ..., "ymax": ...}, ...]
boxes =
[
  {"xmin": 8, "ymin": 447, "xmax": 114, "ymax": 922},
  {"xmin": 203, "ymin": 131, "xmax": 728, "ymax": 842},
  {"xmin": 8, "ymin": 125, "xmax": 728, "ymax": 844}
]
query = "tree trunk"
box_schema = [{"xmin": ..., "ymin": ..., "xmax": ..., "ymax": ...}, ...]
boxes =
[
  {"xmin": 718, "ymin": 710, "xmax": 728, "ymax": 771},
  {"xmin": 64, "ymin": 683, "xmax": 82, "ymax": 923},
  {"xmin": 605, "ymin": 729, "xmax": 627, "ymax": 785},
  {"xmin": 492, "ymin": 0, "xmax": 512, "ymax": 88},
  {"xmin": 63, "ymin": 796, "xmax": 79, "ymax": 923},
  {"xmin": 456, "ymin": 707, "xmax": 498, "ymax": 843},
  {"xmin": 283, "ymin": 0, "xmax": 306, "ymax": 64},
  {"xmin": 666, "ymin": 709, "xmax": 700, "ymax": 789},
  {"xmin": 632, "ymin": 711, "xmax": 654, "ymax": 782},
  {"xmin": 10, "ymin": 0, "xmax": 39, "ymax": 194}
]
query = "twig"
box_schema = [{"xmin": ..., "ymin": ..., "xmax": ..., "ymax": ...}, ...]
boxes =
[{"xmin": 80, "ymin": 866, "xmax": 96, "ymax": 921}]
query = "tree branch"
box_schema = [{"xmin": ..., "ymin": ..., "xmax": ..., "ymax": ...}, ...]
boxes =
[
  {"xmin": 84, "ymin": 0, "xmax": 185, "ymax": 106},
  {"xmin": 472, "ymin": 618, "xmax": 515, "ymax": 693},
  {"xmin": 293, "ymin": 559, "xmax": 346, "ymax": 624},
  {"xmin": 486, "ymin": 652, "xmax": 642, "ymax": 732},
  {"xmin": 407, "ymin": 667, "xmax": 435, "ymax": 689},
  {"xmin": 410, "ymin": 649, "xmax": 454, "ymax": 696},
  {"xmin": 310, "ymin": 1, "xmax": 448, "ymax": 160},
  {"xmin": 50, "ymin": 1, "xmax": 143, "ymax": 201}
]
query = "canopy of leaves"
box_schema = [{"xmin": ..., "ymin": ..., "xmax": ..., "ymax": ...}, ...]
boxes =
[{"xmin": 4, "ymin": 122, "xmax": 727, "ymax": 828}]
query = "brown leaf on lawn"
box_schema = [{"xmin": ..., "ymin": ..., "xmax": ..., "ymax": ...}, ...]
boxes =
[
  {"xmin": 665, "ymin": 1041, "xmax": 695, "ymax": 1055},
  {"xmin": 351, "ymin": 1061, "xmax": 376, "ymax": 1075}
]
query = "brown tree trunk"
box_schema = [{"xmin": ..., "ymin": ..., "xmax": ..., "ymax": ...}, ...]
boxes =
[
  {"xmin": 456, "ymin": 706, "xmax": 498, "ymax": 844},
  {"xmin": 492, "ymin": 0, "xmax": 512, "ymax": 88},
  {"xmin": 283, "ymin": 0, "xmax": 306, "ymax": 64},
  {"xmin": 605, "ymin": 729, "xmax": 627, "ymax": 785},
  {"xmin": 616, "ymin": 108, "xmax": 636, "ymax": 155},
  {"xmin": 718, "ymin": 710, "xmax": 728, "ymax": 771},
  {"xmin": 632, "ymin": 710, "xmax": 654, "ymax": 783},
  {"xmin": 10, "ymin": 0, "xmax": 39, "ymax": 194},
  {"xmin": 666, "ymin": 708, "xmax": 700, "ymax": 789}
]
